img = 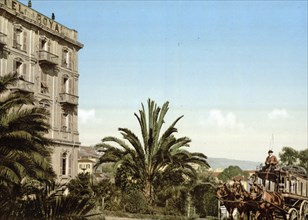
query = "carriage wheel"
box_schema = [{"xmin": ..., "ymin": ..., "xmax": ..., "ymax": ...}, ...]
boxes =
[
  {"xmin": 288, "ymin": 208, "xmax": 298, "ymax": 220},
  {"xmin": 299, "ymin": 200, "xmax": 308, "ymax": 220}
]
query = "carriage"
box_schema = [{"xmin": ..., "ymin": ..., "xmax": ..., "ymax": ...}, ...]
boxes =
[
  {"xmin": 216, "ymin": 165, "xmax": 308, "ymax": 220},
  {"xmin": 253, "ymin": 165, "xmax": 308, "ymax": 219}
]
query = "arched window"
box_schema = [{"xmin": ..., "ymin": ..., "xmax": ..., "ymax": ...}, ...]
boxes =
[
  {"xmin": 13, "ymin": 57, "xmax": 27, "ymax": 80},
  {"xmin": 61, "ymin": 152, "xmax": 67, "ymax": 175},
  {"xmin": 13, "ymin": 24, "xmax": 27, "ymax": 51}
]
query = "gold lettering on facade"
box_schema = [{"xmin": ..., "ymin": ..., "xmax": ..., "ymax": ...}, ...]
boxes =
[
  {"xmin": 6, "ymin": 0, "xmax": 62, "ymax": 34},
  {"xmin": 18, "ymin": 3, "xmax": 24, "ymax": 14},
  {"xmin": 49, "ymin": 19, "xmax": 54, "ymax": 28},
  {"xmin": 55, "ymin": 24, "xmax": 60, "ymax": 32},
  {"xmin": 36, "ymin": 14, "xmax": 41, "ymax": 24},
  {"xmin": 11, "ymin": 0, "xmax": 17, "ymax": 10},
  {"xmin": 43, "ymin": 17, "xmax": 48, "ymax": 26}
]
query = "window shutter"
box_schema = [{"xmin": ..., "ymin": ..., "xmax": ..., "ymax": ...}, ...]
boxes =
[
  {"xmin": 62, "ymin": 78, "xmax": 66, "ymax": 93},
  {"xmin": 68, "ymin": 51, "xmax": 72, "ymax": 69},
  {"xmin": 68, "ymin": 154, "xmax": 72, "ymax": 175},
  {"xmin": 62, "ymin": 50, "xmax": 66, "ymax": 66},
  {"xmin": 60, "ymin": 153, "xmax": 63, "ymax": 175},
  {"xmin": 68, "ymin": 78, "xmax": 72, "ymax": 94},
  {"xmin": 22, "ymin": 63, "xmax": 27, "ymax": 80},
  {"xmin": 13, "ymin": 30, "xmax": 17, "ymax": 48},
  {"xmin": 47, "ymin": 41, "xmax": 51, "ymax": 52},
  {"xmin": 13, "ymin": 61, "xmax": 17, "ymax": 74},
  {"xmin": 61, "ymin": 113, "xmax": 66, "ymax": 130},
  {"xmin": 23, "ymin": 31, "xmax": 27, "ymax": 51}
]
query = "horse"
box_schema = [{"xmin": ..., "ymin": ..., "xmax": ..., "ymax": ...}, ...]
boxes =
[
  {"xmin": 231, "ymin": 180, "xmax": 258, "ymax": 220},
  {"xmin": 250, "ymin": 183, "xmax": 286, "ymax": 220},
  {"xmin": 216, "ymin": 183, "xmax": 239, "ymax": 219}
]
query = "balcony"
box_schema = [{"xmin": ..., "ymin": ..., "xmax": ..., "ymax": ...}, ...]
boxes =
[
  {"xmin": 39, "ymin": 50, "xmax": 59, "ymax": 66},
  {"xmin": 0, "ymin": 32, "xmax": 7, "ymax": 46},
  {"xmin": 11, "ymin": 79, "xmax": 34, "ymax": 93},
  {"xmin": 59, "ymin": 93, "xmax": 78, "ymax": 105}
]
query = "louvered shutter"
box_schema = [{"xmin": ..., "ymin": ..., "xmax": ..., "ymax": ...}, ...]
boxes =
[
  {"xmin": 13, "ymin": 30, "xmax": 17, "ymax": 48},
  {"xmin": 69, "ymin": 51, "xmax": 72, "ymax": 69},
  {"xmin": 22, "ymin": 63, "xmax": 27, "ymax": 80},
  {"xmin": 68, "ymin": 154, "xmax": 72, "ymax": 175},
  {"xmin": 22, "ymin": 31, "xmax": 27, "ymax": 51},
  {"xmin": 13, "ymin": 60, "xmax": 17, "ymax": 74}
]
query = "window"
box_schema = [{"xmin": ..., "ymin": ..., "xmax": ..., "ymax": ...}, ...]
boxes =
[
  {"xmin": 61, "ymin": 111, "xmax": 72, "ymax": 132},
  {"xmin": 62, "ymin": 47, "xmax": 72, "ymax": 69},
  {"xmin": 13, "ymin": 58, "xmax": 27, "ymax": 80},
  {"xmin": 61, "ymin": 152, "xmax": 67, "ymax": 175},
  {"xmin": 40, "ymin": 71, "xmax": 48, "ymax": 94},
  {"xmin": 40, "ymin": 36, "xmax": 51, "ymax": 51},
  {"xmin": 13, "ymin": 25, "xmax": 27, "ymax": 51},
  {"xmin": 62, "ymin": 75, "xmax": 72, "ymax": 94}
]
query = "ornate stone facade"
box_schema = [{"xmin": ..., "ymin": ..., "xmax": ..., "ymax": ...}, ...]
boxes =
[{"xmin": 0, "ymin": 0, "xmax": 83, "ymax": 182}]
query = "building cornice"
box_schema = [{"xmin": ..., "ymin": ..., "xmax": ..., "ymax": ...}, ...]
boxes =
[{"xmin": 0, "ymin": 0, "xmax": 83, "ymax": 50}]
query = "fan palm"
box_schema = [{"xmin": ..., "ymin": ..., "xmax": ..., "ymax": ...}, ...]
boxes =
[
  {"xmin": 0, "ymin": 73, "xmax": 55, "ymax": 195},
  {"xmin": 95, "ymin": 99, "xmax": 209, "ymax": 204}
]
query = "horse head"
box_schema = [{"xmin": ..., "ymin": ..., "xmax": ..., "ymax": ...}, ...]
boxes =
[
  {"xmin": 216, "ymin": 183, "xmax": 231, "ymax": 200},
  {"xmin": 250, "ymin": 183, "xmax": 263, "ymax": 200}
]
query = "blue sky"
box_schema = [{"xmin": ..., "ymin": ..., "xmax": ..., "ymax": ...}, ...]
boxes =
[{"xmin": 22, "ymin": 0, "xmax": 307, "ymax": 162}]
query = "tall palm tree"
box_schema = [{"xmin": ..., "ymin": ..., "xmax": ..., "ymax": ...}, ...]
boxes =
[
  {"xmin": 0, "ymin": 73, "xmax": 55, "ymax": 195},
  {"xmin": 95, "ymin": 99, "xmax": 209, "ymax": 204}
]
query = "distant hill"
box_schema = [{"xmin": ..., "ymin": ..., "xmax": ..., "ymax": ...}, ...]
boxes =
[{"xmin": 207, "ymin": 157, "xmax": 262, "ymax": 171}]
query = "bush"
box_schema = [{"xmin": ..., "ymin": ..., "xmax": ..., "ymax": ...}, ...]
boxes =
[{"xmin": 121, "ymin": 190, "xmax": 148, "ymax": 213}]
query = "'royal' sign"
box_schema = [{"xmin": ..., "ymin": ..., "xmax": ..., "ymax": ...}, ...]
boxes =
[{"xmin": 1, "ymin": 0, "xmax": 62, "ymax": 34}]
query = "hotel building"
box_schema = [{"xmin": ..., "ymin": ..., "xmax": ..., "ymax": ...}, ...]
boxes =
[{"xmin": 0, "ymin": 0, "xmax": 83, "ymax": 181}]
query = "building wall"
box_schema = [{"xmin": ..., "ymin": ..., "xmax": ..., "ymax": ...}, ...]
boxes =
[
  {"xmin": 78, "ymin": 159, "xmax": 95, "ymax": 174},
  {"xmin": 0, "ymin": 0, "xmax": 83, "ymax": 181}
]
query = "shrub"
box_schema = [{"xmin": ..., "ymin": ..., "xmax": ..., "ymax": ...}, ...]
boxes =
[{"xmin": 121, "ymin": 190, "xmax": 148, "ymax": 213}]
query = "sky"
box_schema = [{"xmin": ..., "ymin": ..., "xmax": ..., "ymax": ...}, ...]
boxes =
[{"xmin": 21, "ymin": 0, "xmax": 307, "ymax": 163}]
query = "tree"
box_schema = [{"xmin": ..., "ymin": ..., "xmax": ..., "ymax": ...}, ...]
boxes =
[
  {"xmin": 279, "ymin": 146, "xmax": 308, "ymax": 172},
  {"xmin": 67, "ymin": 173, "xmax": 94, "ymax": 198},
  {"xmin": 0, "ymin": 73, "xmax": 98, "ymax": 220},
  {"xmin": 0, "ymin": 73, "xmax": 55, "ymax": 193},
  {"xmin": 218, "ymin": 165, "xmax": 248, "ymax": 182},
  {"xmin": 279, "ymin": 146, "xmax": 299, "ymax": 166},
  {"xmin": 298, "ymin": 149, "xmax": 308, "ymax": 172},
  {"xmin": 191, "ymin": 169, "xmax": 218, "ymax": 218},
  {"xmin": 95, "ymin": 99, "xmax": 209, "ymax": 205}
]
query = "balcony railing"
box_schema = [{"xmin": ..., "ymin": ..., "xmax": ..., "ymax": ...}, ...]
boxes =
[
  {"xmin": 39, "ymin": 50, "xmax": 59, "ymax": 65},
  {"xmin": 59, "ymin": 93, "xmax": 78, "ymax": 105},
  {"xmin": 0, "ymin": 32, "xmax": 7, "ymax": 46},
  {"xmin": 11, "ymin": 79, "xmax": 34, "ymax": 93}
]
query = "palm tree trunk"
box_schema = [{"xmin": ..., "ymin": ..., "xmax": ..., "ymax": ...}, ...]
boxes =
[{"xmin": 144, "ymin": 178, "xmax": 153, "ymax": 205}]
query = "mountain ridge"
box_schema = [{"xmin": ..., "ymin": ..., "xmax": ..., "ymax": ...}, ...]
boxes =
[{"xmin": 207, "ymin": 157, "xmax": 262, "ymax": 170}]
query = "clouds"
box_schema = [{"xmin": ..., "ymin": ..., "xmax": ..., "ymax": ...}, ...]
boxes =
[
  {"xmin": 78, "ymin": 109, "xmax": 97, "ymax": 124},
  {"xmin": 268, "ymin": 109, "xmax": 289, "ymax": 120},
  {"xmin": 207, "ymin": 109, "xmax": 245, "ymax": 131}
]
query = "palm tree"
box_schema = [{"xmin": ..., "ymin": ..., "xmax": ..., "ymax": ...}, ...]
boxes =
[
  {"xmin": 0, "ymin": 73, "xmax": 55, "ymax": 196},
  {"xmin": 95, "ymin": 99, "xmax": 209, "ymax": 204}
]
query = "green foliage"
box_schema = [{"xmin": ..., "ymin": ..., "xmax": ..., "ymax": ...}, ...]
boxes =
[
  {"xmin": 279, "ymin": 146, "xmax": 308, "ymax": 172},
  {"xmin": 0, "ymin": 73, "xmax": 97, "ymax": 219},
  {"xmin": 279, "ymin": 146, "xmax": 299, "ymax": 166},
  {"xmin": 121, "ymin": 190, "xmax": 148, "ymax": 213},
  {"xmin": 67, "ymin": 173, "xmax": 94, "ymax": 198},
  {"xmin": 191, "ymin": 183, "xmax": 217, "ymax": 218},
  {"xmin": 218, "ymin": 165, "xmax": 248, "ymax": 182},
  {"xmin": 91, "ymin": 178, "xmax": 122, "ymax": 211},
  {"xmin": 95, "ymin": 99, "xmax": 209, "ymax": 205},
  {"xmin": 298, "ymin": 148, "xmax": 308, "ymax": 172},
  {"xmin": 0, "ymin": 179, "xmax": 97, "ymax": 219},
  {"xmin": 115, "ymin": 165, "xmax": 144, "ymax": 192},
  {"xmin": 0, "ymin": 73, "xmax": 55, "ymax": 191}
]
